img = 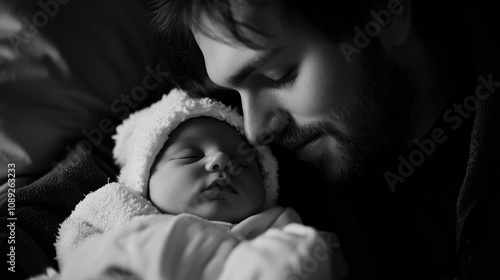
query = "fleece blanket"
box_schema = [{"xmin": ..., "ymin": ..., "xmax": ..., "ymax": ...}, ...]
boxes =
[
  {"xmin": 0, "ymin": 142, "xmax": 118, "ymax": 279},
  {"xmin": 56, "ymin": 205, "xmax": 327, "ymax": 280},
  {"xmin": 50, "ymin": 180, "xmax": 347, "ymax": 280},
  {"xmin": 54, "ymin": 181, "xmax": 303, "ymax": 267},
  {"xmin": 2, "ymin": 141, "xmax": 347, "ymax": 280}
]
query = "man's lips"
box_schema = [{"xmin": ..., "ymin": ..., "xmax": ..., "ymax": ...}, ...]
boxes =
[{"xmin": 283, "ymin": 133, "xmax": 322, "ymax": 151}]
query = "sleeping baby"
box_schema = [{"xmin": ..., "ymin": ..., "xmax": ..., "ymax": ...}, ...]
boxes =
[{"xmin": 53, "ymin": 89, "xmax": 348, "ymax": 280}]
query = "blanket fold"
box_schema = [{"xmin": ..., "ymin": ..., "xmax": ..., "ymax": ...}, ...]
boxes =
[
  {"xmin": 54, "ymin": 178, "xmax": 303, "ymax": 269},
  {"xmin": 0, "ymin": 142, "xmax": 118, "ymax": 279},
  {"xmin": 54, "ymin": 188, "xmax": 310, "ymax": 280}
]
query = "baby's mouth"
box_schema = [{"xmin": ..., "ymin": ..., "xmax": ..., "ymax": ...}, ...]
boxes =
[{"xmin": 202, "ymin": 179, "xmax": 238, "ymax": 196}]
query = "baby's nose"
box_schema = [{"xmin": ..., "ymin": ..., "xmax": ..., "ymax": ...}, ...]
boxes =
[{"xmin": 205, "ymin": 152, "xmax": 232, "ymax": 172}]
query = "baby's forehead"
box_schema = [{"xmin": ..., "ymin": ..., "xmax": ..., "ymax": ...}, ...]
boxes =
[{"xmin": 166, "ymin": 117, "xmax": 250, "ymax": 149}]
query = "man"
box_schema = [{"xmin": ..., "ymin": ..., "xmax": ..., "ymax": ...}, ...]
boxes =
[{"xmin": 138, "ymin": 0, "xmax": 500, "ymax": 279}]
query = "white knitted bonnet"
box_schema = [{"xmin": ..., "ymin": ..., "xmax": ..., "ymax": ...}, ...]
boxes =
[{"xmin": 112, "ymin": 88, "xmax": 279, "ymax": 209}]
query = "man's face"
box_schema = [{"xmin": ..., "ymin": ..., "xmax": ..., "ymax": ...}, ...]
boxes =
[
  {"xmin": 149, "ymin": 117, "xmax": 266, "ymax": 223},
  {"xmin": 193, "ymin": 2, "xmax": 415, "ymax": 186}
]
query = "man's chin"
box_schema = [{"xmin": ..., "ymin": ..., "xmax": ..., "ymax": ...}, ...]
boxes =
[{"xmin": 309, "ymin": 146, "xmax": 365, "ymax": 192}]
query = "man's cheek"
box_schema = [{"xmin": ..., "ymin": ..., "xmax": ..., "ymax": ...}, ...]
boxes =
[
  {"xmin": 291, "ymin": 81, "xmax": 334, "ymax": 121},
  {"xmin": 301, "ymin": 67, "xmax": 353, "ymax": 117}
]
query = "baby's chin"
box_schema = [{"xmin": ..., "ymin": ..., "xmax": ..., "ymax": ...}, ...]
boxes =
[{"xmin": 190, "ymin": 201, "xmax": 260, "ymax": 224}]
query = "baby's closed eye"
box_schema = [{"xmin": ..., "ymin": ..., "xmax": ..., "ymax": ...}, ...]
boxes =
[{"xmin": 172, "ymin": 148, "xmax": 204, "ymax": 161}]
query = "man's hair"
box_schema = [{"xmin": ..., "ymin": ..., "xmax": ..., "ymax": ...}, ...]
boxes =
[{"xmin": 136, "ymin": 0, "xmax": 450, "ymax": 95}]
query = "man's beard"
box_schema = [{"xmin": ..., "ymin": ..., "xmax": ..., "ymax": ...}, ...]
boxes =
[{"xmin": 278, "ymin": 42, "xmax": 419, "ymax": 189}]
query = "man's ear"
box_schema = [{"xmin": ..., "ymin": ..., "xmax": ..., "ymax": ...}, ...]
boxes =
[{"xmin": 379, "ymin": 0, "xmax": 412, "ymax": 48}]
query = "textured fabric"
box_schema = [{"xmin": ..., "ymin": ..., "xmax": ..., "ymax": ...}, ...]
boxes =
[
  {"xmin": 0, "ymin": 142, "xmax": 117, "ymax": 279},
  {"xmin": 54, "ymin": 182, "xmax": 161, "ymax": 266},
  {"xmin": 52, "ymin": 180, "xmax": 307, "ymax": 280},
  {"xmin": 57, "ymin": 213, "xmax": 295, "ymax": 280},
  {"xmin": 456, "ymin": 72, "xmax": 500, "ymax": 280},
  {"xmin": 54, "ymin": 179, "xmax": 299, "ymax": 268}
]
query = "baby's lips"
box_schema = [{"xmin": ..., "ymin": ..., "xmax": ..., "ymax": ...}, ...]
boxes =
[
  {"xmin": 202, "ymin": 177, "xmax": 238, "ymax": 195},
  {"xmin": 215, "ymin": 176, "xmax": 230, "ymax": 186}
]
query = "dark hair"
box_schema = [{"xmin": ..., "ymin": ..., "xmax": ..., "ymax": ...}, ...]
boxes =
[{"xmin": 136, "ymin": 0, "xmax": 451, "ymax": 96}]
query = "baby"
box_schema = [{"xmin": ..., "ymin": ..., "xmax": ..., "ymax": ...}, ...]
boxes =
[{"xmin": 54, "ymin": 89, "xmax": 347, "ymax": 280}]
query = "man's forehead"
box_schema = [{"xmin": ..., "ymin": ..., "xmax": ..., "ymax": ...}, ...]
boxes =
[{"xmin": 194, "ymin": 31, "xmax": 255, "ymax": 87}]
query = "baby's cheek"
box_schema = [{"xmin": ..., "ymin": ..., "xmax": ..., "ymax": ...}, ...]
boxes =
[{"xmin": 244, "ymin": 173, "xmax": 267, "ymax": 205}]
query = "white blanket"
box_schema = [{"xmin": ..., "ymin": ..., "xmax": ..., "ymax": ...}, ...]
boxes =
[{"xmin": 48, "ymin": 182, "xmax": 348, "ymax": 280}]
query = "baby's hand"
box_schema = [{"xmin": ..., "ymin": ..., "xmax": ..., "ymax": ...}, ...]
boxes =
[{"xmin": 218, "ymin": 223, "xmax": 348, "ymax": 280}]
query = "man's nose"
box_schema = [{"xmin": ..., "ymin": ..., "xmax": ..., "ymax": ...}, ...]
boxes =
[
  {"xmin": 205, "ymin": 152, "xmax": 232, "ymax": 172},
  {"xmin": 241, "ymin": 93, "xmax": 289, "ymax": 145}
]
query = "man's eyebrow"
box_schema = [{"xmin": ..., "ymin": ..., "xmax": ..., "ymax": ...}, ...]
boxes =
[{"xmin": 226, "ymin": 48, "xmax": 282, "ymax": 87}]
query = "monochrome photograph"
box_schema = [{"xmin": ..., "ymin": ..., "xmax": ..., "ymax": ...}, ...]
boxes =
[{"xmin": 1, "ymin": 0, "xmax": 499, "ymax": 279}]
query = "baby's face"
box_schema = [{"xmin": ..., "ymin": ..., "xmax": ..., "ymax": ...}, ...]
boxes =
[{"xmin": 149, "ymin": 117, "xmax": 266, "ymax": 223}]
